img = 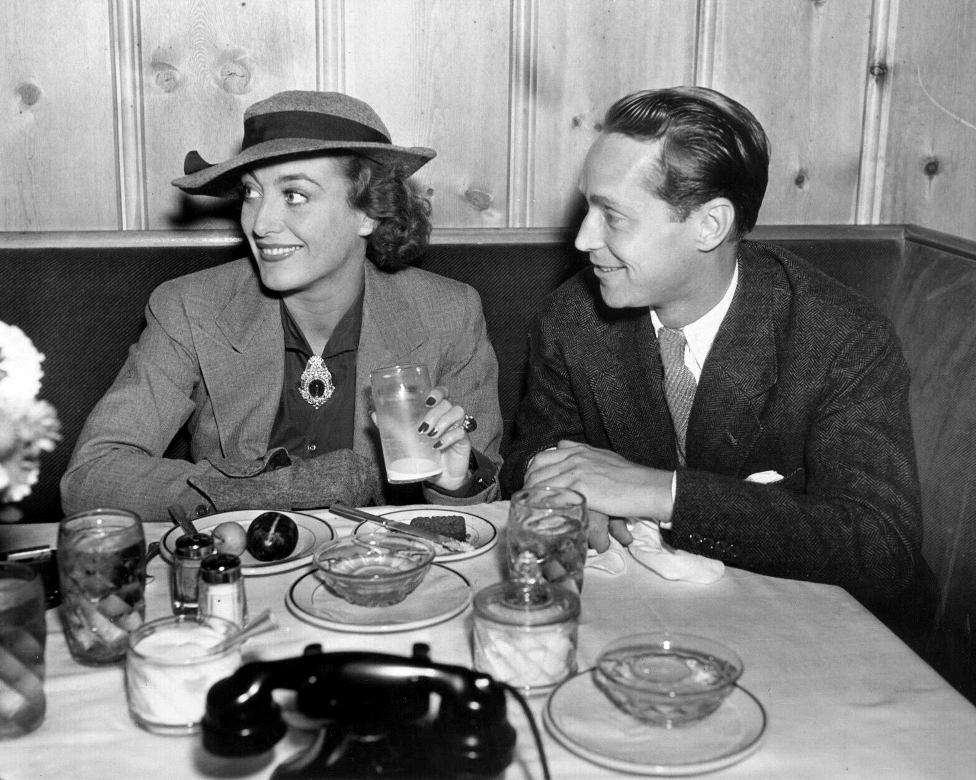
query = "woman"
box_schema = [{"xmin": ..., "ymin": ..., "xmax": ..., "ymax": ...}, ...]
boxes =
[{"xmin": 60, "ymin": 91, "xmax": 501, "ymax": 523}]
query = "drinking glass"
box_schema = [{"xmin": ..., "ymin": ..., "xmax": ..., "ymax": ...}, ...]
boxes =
[
  {"xmin": 370, "ymin": 363, "xmax": 443, "ymax": 483},
  {"xmin": 0, "ymin": 562, "xmax": 46, "ymax": 738},
  {"xmin": 125, "ymin": 614, "xmax": 241, "ymax": 735},
  {"xmin": 506, "ymin": 487, "xmax": 589, "ymax": 593},
  {"xmin": 58, "ymin": 508, "xmax": 146, "ymax": 665}
]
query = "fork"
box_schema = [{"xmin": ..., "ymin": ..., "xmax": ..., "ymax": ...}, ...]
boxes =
[{"xmin": 167, "ymin": 504, "xmax": 198, "ymax": 537}]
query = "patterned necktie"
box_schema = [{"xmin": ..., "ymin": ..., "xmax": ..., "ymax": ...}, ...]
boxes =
[{"xmin": 658, "ymin": 327, "xmax": 697, "ymax": 465}]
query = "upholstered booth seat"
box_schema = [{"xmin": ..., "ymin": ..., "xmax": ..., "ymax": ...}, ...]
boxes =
[{"xmin": 1, "ymin": 225, "xmax": 974, "ymax": 702}]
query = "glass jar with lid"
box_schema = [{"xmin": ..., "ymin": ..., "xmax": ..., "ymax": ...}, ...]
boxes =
[{"xmin": 472, "ymin": 551, "xmax": 580, "ymax": 696}]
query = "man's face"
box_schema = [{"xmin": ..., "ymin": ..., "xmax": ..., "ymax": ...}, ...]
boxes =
[
  {"xmin": 575, "ymin": 133, "xmax": 703, "ymax": 311},
  {"xmin": 240, "ymin": 156, "xmax": 374, "ymax": 302}
]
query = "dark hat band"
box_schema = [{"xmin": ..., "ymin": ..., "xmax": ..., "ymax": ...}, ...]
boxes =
[{"xmin": 242, "ymin": 110, "xmax": 391, "ymax": 150}]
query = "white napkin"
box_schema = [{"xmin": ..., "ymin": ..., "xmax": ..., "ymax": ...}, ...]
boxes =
[
  {"xmin": 628, "ymin": 520, "xmax": 724, "ymax": 584},
  {"xmin": 586, "ymin": 546, "xmax": 627, "ymax": 575}
]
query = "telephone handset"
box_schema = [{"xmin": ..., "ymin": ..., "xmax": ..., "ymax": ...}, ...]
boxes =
[{"xmin": 201, "ymin": 643, "xmax": 519, "ymax": 779}]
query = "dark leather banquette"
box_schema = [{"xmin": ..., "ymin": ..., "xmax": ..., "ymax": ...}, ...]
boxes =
[{"xmin": 2, "ymin": 224, "xmax": 974, "ymax": 703}]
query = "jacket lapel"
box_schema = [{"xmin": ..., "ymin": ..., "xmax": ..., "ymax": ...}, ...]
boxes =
[
  {"xmin": 587, "ymin": 308, "xmax": 678, "ymax": 468},
  {"xmin": 689, "ymin": 251, "xmax": 780, "ymax": 474},
  {"xmin": 353, "ymin": 264, "xmax": 429, "ymax": 458},
  {"xmin": 203, "ymin": 266, "xmax": 283, "ymax": 459}
]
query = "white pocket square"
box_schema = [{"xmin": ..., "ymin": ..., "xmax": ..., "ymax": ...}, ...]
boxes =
[{"xmin": 746, "ymin": 470, "xmax": 784, "ymax": 484}]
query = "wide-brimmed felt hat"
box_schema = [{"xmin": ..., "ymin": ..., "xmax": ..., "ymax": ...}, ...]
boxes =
[{"xmin": 172, "ymin": 91, "xmax": 436, "ymax": 197}]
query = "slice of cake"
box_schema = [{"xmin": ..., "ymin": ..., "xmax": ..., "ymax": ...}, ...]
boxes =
[{"xmin": 410, "ymin": 514, "xmax": 467, "ymax": 542}]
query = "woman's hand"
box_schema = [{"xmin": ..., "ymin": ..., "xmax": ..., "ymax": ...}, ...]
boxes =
[{"xmin": 419, "ymin": 385, "xmax": 474, "ymax": 492}]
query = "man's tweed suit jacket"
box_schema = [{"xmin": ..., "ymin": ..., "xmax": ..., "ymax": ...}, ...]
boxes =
[
  {"xmin": 61, "ymin": 259, "xmax": 502, "ymax": 522},
  {"xmin": 502, "ymin": 241, "xmax": 926, "ymax": 609}
]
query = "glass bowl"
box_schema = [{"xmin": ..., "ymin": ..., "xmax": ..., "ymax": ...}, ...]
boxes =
[
  {"xmin": 593, "ymin": 631, "xmax": 743, "ymax": 728},
  {"xmin": 312, "ymin": 533, "xmax": 436, "ymax": 607}
]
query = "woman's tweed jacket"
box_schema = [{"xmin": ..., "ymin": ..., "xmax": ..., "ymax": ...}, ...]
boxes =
[{"xmin": 62, "ymin": 259, "xmax": 502, "ymax": 522}]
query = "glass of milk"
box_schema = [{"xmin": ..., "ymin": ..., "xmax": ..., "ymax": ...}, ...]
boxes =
[
  {"xmin": 370, "ymin": 363, "xmax": 443, "ymax": 483},
  {"xmin": 125, "ymin": 614, "xmax": 241, "ymax": 735}
]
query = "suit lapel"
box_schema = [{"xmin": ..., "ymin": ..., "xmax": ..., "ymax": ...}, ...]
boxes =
[
  {"xmin": 586, "ymin": 308, "xmax": 678, "ymax": 468},
  {"xmin": 689, "ymin": 250, "xmax": 781, "ymax": 474},
  {"xmin": 353, "ymin": 264, "xmax": 429, "ymax": 458},
  {"xmin": 201, "ymin": 264, "xmax": 284, "ymax": 459}
]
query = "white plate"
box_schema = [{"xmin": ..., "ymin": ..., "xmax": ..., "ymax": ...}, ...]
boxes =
[
  {"xmin": 351, "ymin": 508, "xmax": 498, "ymax": 562},
  {"xmin": 160, "ymin": 510, "xmax": 335, "ymax": 576},
  {"xmin": 286, "ymin": 565, "xmax": 472, "ymax": 633},
  {"xmin": 544, "ymin": 670, "xmax": 767, "ymax": 776}
]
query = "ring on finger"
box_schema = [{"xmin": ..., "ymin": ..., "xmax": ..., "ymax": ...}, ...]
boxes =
[{"xmin": 461, "ymin": 415, "xmax": 478, "ymax": 433}]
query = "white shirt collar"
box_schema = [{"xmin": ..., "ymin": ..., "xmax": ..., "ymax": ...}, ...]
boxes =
[{"xmin": 650, "ymin": 261, "xmax": 738, "ymax": 379}]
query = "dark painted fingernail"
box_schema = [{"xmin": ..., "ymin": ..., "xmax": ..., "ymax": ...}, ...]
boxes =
[
  {"xmin": 417, "ymin": 422, "xmax": 429, "ymax": 434},
  {"xmin": 432, "ymin": 441, "xmax": 442, "ymax": 449},
  {"xmin": 425, "ymin": 396, "xmax": 436, "ymax": 406},
  {"xmin": 427, "ymin": 427, "xmax": 438, "ymax": 437}
]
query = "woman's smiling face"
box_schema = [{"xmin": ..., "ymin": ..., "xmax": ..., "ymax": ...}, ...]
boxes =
[{"xmin": 240, "ymin": 155, "xmax": 375, "ymax": 302}]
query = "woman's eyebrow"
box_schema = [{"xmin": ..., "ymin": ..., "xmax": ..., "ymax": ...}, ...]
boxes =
[{"xmin": 274, "ymin": 173, "xmax": 322, "ymax": 188}]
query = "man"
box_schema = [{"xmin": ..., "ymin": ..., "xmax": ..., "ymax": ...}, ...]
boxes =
[{"xmin": 501, "ymin": 87, "xmax": 935, "ymax": 639}]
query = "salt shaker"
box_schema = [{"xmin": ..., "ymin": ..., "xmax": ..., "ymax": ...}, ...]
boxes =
[
  {"xmin": 171, "ymin": 533, "xmax": 213, "ymax": 616},
  {"xmin": 473, "ymin": 550, "xmax": 580, "ymax": 696},
  {"xmin": 198, "ymin": 554, "xmax": 247, "ymax": 627}
]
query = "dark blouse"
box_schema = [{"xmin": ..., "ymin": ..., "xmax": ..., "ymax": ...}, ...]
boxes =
[{"xmin": 267, "ymin": 291, "xmax": 364, "ymax": 460}]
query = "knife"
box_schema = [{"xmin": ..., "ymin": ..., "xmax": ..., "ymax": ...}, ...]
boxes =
[{"xmin": 329, "ymin": 503, "xmax": 470, "ymax": 553}]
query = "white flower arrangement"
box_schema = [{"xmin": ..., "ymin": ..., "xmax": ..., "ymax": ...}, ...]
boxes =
[{"xmin": 0, "ymin": 322, "xmax": 61, "ymax": 518}]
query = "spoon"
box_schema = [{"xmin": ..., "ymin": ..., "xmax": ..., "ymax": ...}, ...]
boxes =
[{"xmin": 209, "ymin": 608, "xmax": 278, "ymax": 654}]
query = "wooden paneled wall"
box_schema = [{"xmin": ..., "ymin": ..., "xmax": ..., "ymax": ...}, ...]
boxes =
[{"xmin": 2, "ymin": 0, "xmax": 973, "ymax": 240}]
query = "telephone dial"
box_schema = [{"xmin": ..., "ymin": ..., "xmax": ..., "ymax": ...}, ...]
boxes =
[{"xmin": 201, "ymin": 642, "xmax": 549, "ymax": 779}]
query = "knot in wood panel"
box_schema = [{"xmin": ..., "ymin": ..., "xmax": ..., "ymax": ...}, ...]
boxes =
[
  {"xmin": 219, "ymin": 59, "xmax": 251, "ymax": 95},
  {"xmin": 464, "ymin": 189, "xmax": 493, "ymax": 212},
  {"xmin": 923, "ymin": 157, "xmax": 940, "ymax": 178},
  {"xmin": 16, "ymin": 82, "xmax": 41, "ymax": 108},
  {"xmin": 154, "ymin": 68, "xmax": 181, "ymax": 93}
]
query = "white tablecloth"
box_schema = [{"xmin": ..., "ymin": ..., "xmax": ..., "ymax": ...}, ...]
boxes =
[{"xmin": 2, "ymin": 503, "xmax": 975, "ymax": 779}]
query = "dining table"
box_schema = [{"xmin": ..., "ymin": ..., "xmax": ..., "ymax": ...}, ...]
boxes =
[{"xmin": 2, "ymin": 501, "xmax": 975, "ymax": 780}]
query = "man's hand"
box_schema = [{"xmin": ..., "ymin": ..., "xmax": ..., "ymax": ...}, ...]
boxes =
[
  {"xmin": 587, "ymin": 509, "xmax": 635, "ymax": 553},
  {"xmin": 525, "ymin": 440, "xmax": 674, "ymax": 522}
]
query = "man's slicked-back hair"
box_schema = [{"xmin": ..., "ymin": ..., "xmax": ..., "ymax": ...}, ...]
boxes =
[{"xmin": 603, "ymin": 86, "xmax": 770, "ymax": 239}]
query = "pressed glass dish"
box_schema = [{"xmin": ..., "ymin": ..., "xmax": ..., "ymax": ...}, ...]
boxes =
[
  {"xmin": 312, "ymin": 533, "xmax": 435, "ymax": 607},
  {"xmin": 594, "ymin": 632, "xmax": 743, "ymax": 728}
]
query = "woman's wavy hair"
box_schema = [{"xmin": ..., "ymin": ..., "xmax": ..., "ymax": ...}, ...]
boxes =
[
  {"xmin": 603, "ymin": 86, "xmax": 770, "ymax": 240},
  {"xmin": 338, "ymin": 155, "xmax": 432, "ymax": 269}
]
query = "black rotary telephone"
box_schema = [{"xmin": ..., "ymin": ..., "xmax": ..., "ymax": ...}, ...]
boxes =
[{"xmin": 201, "ymin": 642, "xmax": 549, "ymax": 780}]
